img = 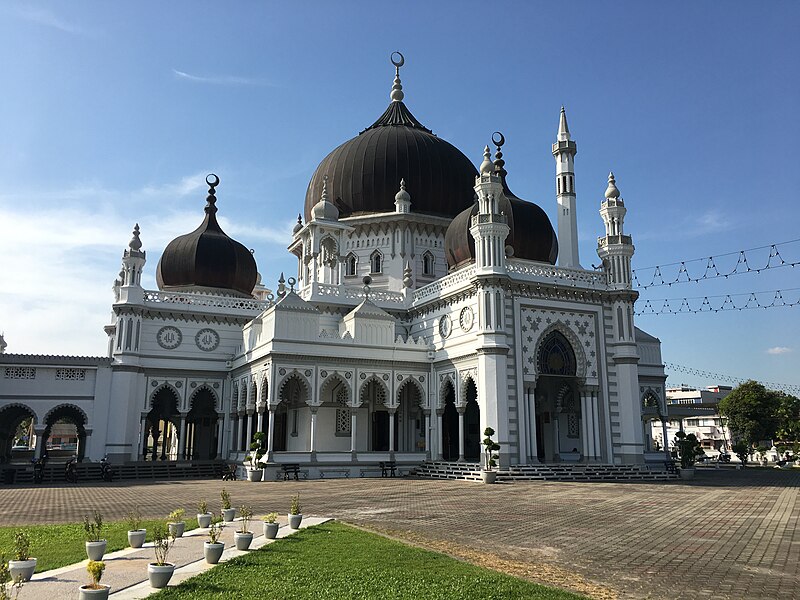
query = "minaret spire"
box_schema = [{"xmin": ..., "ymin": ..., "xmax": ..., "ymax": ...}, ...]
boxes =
[{"xmin": 552, "ymin": 107, "xmax": 580, "ymax": 269}]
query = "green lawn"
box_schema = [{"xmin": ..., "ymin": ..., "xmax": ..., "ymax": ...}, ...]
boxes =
[
  {"xmin": 152, "ymin": 522, "xmax": 584, "ymax": 600},
  {"xmin": 0, "ymin": 518, "xmax": 202, "ymax": 573}
]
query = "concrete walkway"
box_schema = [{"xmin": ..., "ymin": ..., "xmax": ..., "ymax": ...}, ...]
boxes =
[{"xmin": 17, "ymin": 517, "xmax": 330, "ymax": 599}]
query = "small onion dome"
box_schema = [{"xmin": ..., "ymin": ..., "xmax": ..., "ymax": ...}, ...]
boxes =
[
  {"xmin": 445, "ymin": 177, "xmax": 558, "ymax": 269},
  {"xmin": 292, "ymin": 214, "xmax": 303, "ymax": 234},
  {"xmin": 310, "ymin": 175, "xmax": 340, "ymax": 221},
  {"xmin": 604, "ymin": 171, "xmax": 621, "ymax": 199},
  {"xmin": 156, "ymin": 174, "xmax": 258, "ymax": 297}
]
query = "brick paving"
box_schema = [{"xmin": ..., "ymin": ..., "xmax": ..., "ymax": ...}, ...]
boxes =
[{"xmin": 0, "ymin": 468, "xmax": 798, "ymax": 599}]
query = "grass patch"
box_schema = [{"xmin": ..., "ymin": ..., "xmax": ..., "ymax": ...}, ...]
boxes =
[
  {"xmin": 0, "ymin": 518, "xmax": 203, "ymax": 572},
  {"xmin": 152, "ymin": 522, "xmax": 584, "ymax": 599}
]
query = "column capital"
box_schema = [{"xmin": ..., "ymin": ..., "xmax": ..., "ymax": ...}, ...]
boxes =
[
  {"xmin": 456, "ymin": 406, "xmax": 466, "ymax": 415},
  {"xmin": 309, "ymin": 406, "xmax": 319, "ymax": 415}
]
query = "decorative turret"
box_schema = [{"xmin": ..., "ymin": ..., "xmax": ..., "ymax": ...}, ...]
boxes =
[
  {"xmin": 394, "ymin": 179, "xmax": 411, "ymax": 213},
  {"xmin": 293, "ymin": 214, "xmax": 303, "ymax": 234},
  {"xmin": 597, "ymin": 172, "xmax": 635, "ymax": 287},
  {"xmin": 310, "ymin": 175, "xmax": 339, "ymax": 222},
  {"xmin": 469, "ymin": 141, "xmax": 510, "ymax": 274},
  {"xmin": 552, "ymin": 106, "xmax": 580, "ymax": 269},
  {"xmin": 121, "ymin": 224, "xmax": 146, "ymax": 288}
]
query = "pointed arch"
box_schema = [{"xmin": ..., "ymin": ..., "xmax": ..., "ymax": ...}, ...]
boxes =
[
  {"xmin": 345, "ymin": 252, "xmax": 358, "ymax": 277},
  {"xmin": 189, "ymin": 385, "xmax": 219, "ymax": 411},
  {"xmin": 150, "ymin": 383, "xmax": 180, "ymax": 409},
  {"xmin": 359, "ymin": 375, "xmax": 389, "ymax": 407},
  {"xmin": 459, "ymin": 372, "xmax": 477, "ymax": 407},
  {"xmin": 422, "ymin": 251, "xmax": 435, "ymax": 276},
  {"xmin": 370, "ymin": 249, "xmax": 383, "ymax": 274},
  {"xmin": 396, "ymin": 377, "xmax": 425, "ymax": 407},
  {"xmin": 438, "ymin": 373, "xmax": 456, "ymax": 409},
  {"xmin": 276, "ymin": 371, "xmax": 310, "ymax": 407},
  {"xmin": 533, "ymin": 323, "xmax": 587, "ymax": 381},
  {"xmin": 320, "ymin": 373, "xmax": 351, "ymax": 406}
]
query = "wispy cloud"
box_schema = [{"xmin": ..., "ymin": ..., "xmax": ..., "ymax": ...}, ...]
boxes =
[
  {"xmin": 12, "ymin": 6, "xmax": 90, "ymax": 35},
  {"xmin": 172, "ymin": 69, "xmax": 275, "ymax": 87},
  {"xmin": 767, "ymin": 346, "xmax": 792, "ymax": 355},
  {"xmin": 637, "ymin": 209, "xmax": 736, "ymax": 242}
]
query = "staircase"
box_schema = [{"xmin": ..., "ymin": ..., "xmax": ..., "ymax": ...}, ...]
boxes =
[
  {"xmin": 2, "ymin": 460, "xmax": 227, "ymax": 485},
  {"xmin": 412, "ymin": 461, "xmax": 678, "ymax": 482}
]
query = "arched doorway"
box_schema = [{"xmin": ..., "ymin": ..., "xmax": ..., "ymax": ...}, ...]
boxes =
[
  {"xmin": 186, "ymin": 388, "xmax": 218, "ymax": 460},
  {"xmin": 361, "ymin": 379, "xmax": 389, "ymax": 451},
  {"xmin": 463, "ymin": 378, "xmax": 480, "ymax": 461},
  {"xmin": 320, "ymin": 375, "xmax": 350, "ymax": 450},
  {"xmin": 441, "ymin": 380, "xmax": 458, "ymax": 461},
  {"xmin": 146, "ymin": 387, "xmax": 179, "ymax": 461},
  {"xmin": 42, "ymin": 405, "xmax": 88, "ymax": 462},
  {"xmin": 0, "ymin": 405, "xmax": 36, "ymax": 463},
  {"xmin": 396, "ymin": 379, "xmax": 424, "ymax": 452},
  {"xmin": 534, "ymin": 330, "xmax": 582, "ymax": 462},
  {"xmin": 275, "ymin": 375, "xmax": 308, "ymax": 452}
]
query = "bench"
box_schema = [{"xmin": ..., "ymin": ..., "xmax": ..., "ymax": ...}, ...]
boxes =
[
  {"xmin": 319, "ymin": 468, "xmax": 350, "ymax": 479},
  {"xmin": 280, "ymin": 464, "xmax": 305, "ymax": 480},
  {"xmin": 222, "ymin": 463, "xmax": 237, "ymax": 481},
  {"xmin": 380, "ymin": 461, "xmax": 397, "ymax": 477},
  {"xmin": 359, "ymin": 467, "xmax": 384, "ymax": 478}
]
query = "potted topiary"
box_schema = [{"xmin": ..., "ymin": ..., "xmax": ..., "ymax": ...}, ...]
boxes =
[
  {"xmin": 79, "ymin": 560, "xmax": 109, "ymax": 599},
  {"xmin": 221, "ymin": 489, "xmax": 235, "ymax": 522},
  {"xmin": 147, "ymin": 525, "xmax": 175, "ymax": 589},
  {"xmin": 167, "ymin": 508, "xmax": 186, "ymax": 538},
  {"xmin": 234, "ymin": 505, "xmax": 254, "ymax": 550},
  {"xmin": 1, "ymin": 555, "xmax": 24, "ymax": 599},
  {"xmin": 288, "ymin": 494, "xmax": 302, "ymax": 529},
  {"xmin": 83, "ymin": 511, "xmax": 107, "ymax": 561},
  {"xmin": 203, "ymin": 521, "xmax": 224, "ymax": 564},
  {"xmin": 262, "ymin": 513, "xmax": 279, "ymax": 539},
  {"xmin": 245, "ymin": 432, "xmax": 266, "ymax": 482},
  {"xmin": 675, "ymin": 431, "xmax": 703, "ymax": 479},
  {"xmin": 197, "ymin": 500, "xmax": 212, "ymax": 529},
  {"xmin": 126, "ymin": 508, "xmax": 146, "ymax": 549},
  {"xmin": 481, "ymin": 427, "xmax": 501, "ymax": 484},
  {"xmin": 7, "ymin": 531, "xmax": 36, "ymax": 583}
]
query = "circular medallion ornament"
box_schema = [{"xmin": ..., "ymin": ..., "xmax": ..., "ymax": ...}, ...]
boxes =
[
  {"xmin": 195, "ymin": 328, "xmax": 220, "ymax": 352},
  {"xmin": 439, "ymin": 315, "xmax": 452, "ymax": 339},
  {"xmin": 157, "ymin": 326, "xmax": 182, "ymax": 350},
  {"xmin": 459, "ymin": 307, "xmax": 474, "ymax": 332}
]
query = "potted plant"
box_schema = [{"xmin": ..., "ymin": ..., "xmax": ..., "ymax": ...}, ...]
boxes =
[
  {"xmin": 481, "ymin": 427, "xmax": 501, "ymax": 484},
  {"xmin": 0, "ymin": 555, "xmax": 24, "ymax": 600},
  {"xmin": 167, "ymin": 508, "xmax": 186, "ymax": 538},
  {"xmin": 126, "ymin": 508, "xmax": 146, "ymax": 549},
  {"xmin": 147, "ymin": 525, "xmax": 175, "ymax": 589},
  {"xmin": 262, "ymin": 512, "xmax": 279, "ymax": 539},
  {"xmin": 234, "ymin": 505, "xmax": 254, "ymax": 550},
  {"xmin": 197, "ymin": 500, "xmax": 212, "ymax": 528},
  {"xmin": 245, "ymin": 432, "xmax": 266, "ymax": 482},
  {"xmin": 220, "ymin": 489, "xmax": 235, "ymax": 522},
  {"xmin": 7, "ymin": 531, "xmax": 36, "ymax": 583},
  {"xmin": 288, "ymin": 494, "xmax": 302, "ymax": 529},
  {"xmin": 79, "ymin": 560, "xmax": 109, "ymax": 599},
  {"xmin": 675, "ymin": 431, "xmax": 703, "ymax": 479},
  {"xmin": 203, "ymin": 521, "xmax": 225, "ymax": 564},
  {"xmin": 83, "ymin": 511, "xmax": 107, "ymax": 561}
]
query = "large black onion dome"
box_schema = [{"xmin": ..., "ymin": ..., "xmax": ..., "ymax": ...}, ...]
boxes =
[
  {"xmin": 445, "ymin": 171, "xmax": 558, "ymax": 269},
  {"xmin": 156, "ymin": 175, "xmax": 258, "ymax": 297},
  {"xmin": 304, "ymin": 65, "xmax": 478, "ymax": 220}
]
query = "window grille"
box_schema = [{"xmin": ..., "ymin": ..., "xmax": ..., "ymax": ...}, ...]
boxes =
[
  {"xmin": 4, "ymin": 367, "xmax": 35, "ymax": 379},
  {"xmin": 56, "ymin": 368, "xmax": 86, "ymax": 381}
]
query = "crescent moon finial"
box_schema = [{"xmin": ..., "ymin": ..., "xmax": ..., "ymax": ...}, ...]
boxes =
[
  {"xmin": 491, "ymin": 132, "xmax": 505, "ymax": 148},
  {"xmin": 389, "ymin": 52, "xmax": 405, "ymax": 102},
  {"xmin": 206, "ymin": 173, "xmax": 220, "ymax": 188},
  {"xmin": 391, "ymin": 51, "xmax": 405, "ymax": 70}
]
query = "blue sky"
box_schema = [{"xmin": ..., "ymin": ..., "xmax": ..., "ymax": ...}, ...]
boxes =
[{"xmin": 0, "ymin": 1, "xmax": 798, "ymax": 392}]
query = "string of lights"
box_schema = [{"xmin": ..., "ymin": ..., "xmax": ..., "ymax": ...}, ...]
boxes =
[
  {"xmin": 632, "ymin": 238, "xmax": 800, "ymax": 289},
  {"xmin": 664, "ymin": 363, "xmax": 800, "ymax": 395},
  {"xmin": 634, "ymin": 287, "xmax": 800, "ymax": 315}
]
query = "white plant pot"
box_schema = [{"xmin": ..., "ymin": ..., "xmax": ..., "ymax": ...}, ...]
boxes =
[
  {"xmin": 148, "ymin": 563, "xmax": 175, "ymax": 589},
  {"xmin": 234, "ymin": 531, "xmax": 253, "ymax": 550},
  {"xmin": 168, "ymin": 521, "xmax": 185, "ymax": 538},
  {"xmin": 246, "ymin": 469, "xmax": 263, "ymax": 482},
  {"xmin": 128, "ymin": 529, "xmax": 146, "ymax": 548},
  {"xmin": 481, "ymin": 470, "xmax": 498, "ymax": 484},
  {"xmin": 222, "ymin": 508, "xmax": 236, "ymax": 522},
  {"xmin": 8, "ymin": 558, "xmax": 36, "ymax": 582},
  {"xmin": 263, "ymin": 521, "xmax": 279, "ymax": 539},
  {"xmin": 197, "ymin": 513, "xmax": 212, "ymax": 528},
  {"xmin": 79, "ymin": 584, "xmax": 110, "ymax": 599},
  {"xmin": 85, "ymin": 540, "xmax": 107, "ymax": 561},
  {"xmin": 680, "ymin": 467, "xmax": 696, "ymax": 480},
  {"xmin": 204, "ymin": 541, "xmax": 224, "ymax": 564},
  {"xmin": 288, "ymin": 514, "xmax": 303, "ymax": 529}
]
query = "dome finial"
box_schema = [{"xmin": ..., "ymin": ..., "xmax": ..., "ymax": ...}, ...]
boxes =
[
  {"xmin": 605, "ymin": 171, "xmax": 621, "ymax": 199},
  {"xmin": 558, "ymin": 106, "xmax": 571, "ymax": 141},
  {"xmin": 129, "ymin": 223, "xmax": 142, "ymax": 251},
  {"xmin": 492, "ymin": 131, "xmax": 507, "ymax": 178},
  {"xmin": 321, "ymin": 174, "xmax": 328, "ymax": 201},
  {"xmin": 205, "ymin": 173, "xmax": 220, "ymax": 215},
  {"xmin": 293, "ymin": 213, "xmax": 303, "ymax": 234},
  {"xmin": 390, "ymin": 51, "xmax": 405, "ymax": 102},
  {"xmin": 480, "ymin": 145, "xmax": 493, "ymax": 175}
]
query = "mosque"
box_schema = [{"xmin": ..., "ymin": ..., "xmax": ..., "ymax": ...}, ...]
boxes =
[{"xmin": 0, "ymin": 55, "xmax": 669, "ymax": 479}]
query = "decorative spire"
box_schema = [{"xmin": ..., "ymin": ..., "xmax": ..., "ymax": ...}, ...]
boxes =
[
  {"xmin": 321, "ymin": 174, "xmax": 329, "ymax": 202},
  {"xmin": 128, "ymin": 223, "xmax": 142, "ymax": 251},
  {"xmin": 390, "ymin": 51, "xmax": 404, "ymax": 102},
  {"xmin": 480, "ymin": 145, "xmax": 494, "ymax": 174},
  {"xmin": 293, "ymin": 213, "xmax": 303, "ymax": 234},
  {"xmin": 277, "ymin": 272, "xmax": 286, "ymax": 298},
  {"xmin": 492, "ymin": 131, "xmax": 507, "ymax": 178},
  {"xmin": 403, "ymin": 261, "xmax": 413, "ymax": 288},
  {"xmin": 204, "ymin": 174, "xmax": 219, "ymax": 215},
  {"xmin": 558, "ymin": 106, "xmax": 571, "ymax": 141},
  {"xmin": 394, "ymin": 178, "xmax": 411, "ymax": 213},
  {"xmin": 605, "ymin": 171, "xmax": 621, "ymax": 199}
]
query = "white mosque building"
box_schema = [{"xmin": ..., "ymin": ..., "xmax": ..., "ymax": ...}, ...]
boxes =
[{"xmin": 0, "ymin": 56, "xmax": 669, "ymax": 480}]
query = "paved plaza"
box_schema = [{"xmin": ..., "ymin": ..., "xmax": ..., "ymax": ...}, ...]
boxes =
[{"xmin": 0, "ymin": 468, "xmax": 797, "ymax": 599}]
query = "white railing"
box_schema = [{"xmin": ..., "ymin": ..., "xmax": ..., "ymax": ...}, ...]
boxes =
[
  {"xmin": 143, "ymin": 290, "xmax": 271, "ymax": 312},
  {"xmin": 314, "ymin": 284, "xmax": 405, "ymax": 304},
  {"xmin": 506, "ymin": 260, "xmax": 608, "ymax": 288},
  {"xmin": 413, "ymin": 265, "xmax": 476, "ymax": 303}
]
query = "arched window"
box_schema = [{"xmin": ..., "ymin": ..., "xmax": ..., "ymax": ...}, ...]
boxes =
[
  {"xmin": 537, "ymin": 331, "xmax": 577, "ymax": 376},
  {"xmin": 422, "ymin": 251, "xmax": 434, "ymax": 276},
  {"xmin": 370, "ymin": 251, "xmax": 382, "ymax": 274},
  {"xmin": 345, "ymin": 253, "xmax": 357, "ymax": 277}
]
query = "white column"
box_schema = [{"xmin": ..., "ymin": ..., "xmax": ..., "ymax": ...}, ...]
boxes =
[
  {"xmin": 436, "ymin": 410, "xmax": 444, "ymax": 460},
  {"xmin": 388, "ymin": 408, "xmax": 396, "ymax": 454},
  {"xmin": 139, "ymin": 416, "xmax": 147, "ymax": 460},
  {"xmin": 177, "ymin": 414, "xmax": 187, "ymax": 461},
  {"xmin": 267, "ymin": 407, "xmax": 276, "ymax": 460},
  {"xmin": 457, "ymin": 407, "xmax": 466, "ymax": 462},
  {"xmin": 554, "ymin": 413, "xmax": 561, "ymax": 460},
  {"xmin": 350, "ymin": 411, "xmax": 358, "ymax": 454},
  {"xmin": 245, "ymin": 411, "xmax": 254, "ymax": 451},
  {"xmin": 257, "ymin": 410, "xmax": 264, "ymax": 435},
  {"xmin": 592, "ymin": 390, "xmax": 601, "ymax": 461},
  {"xmin": 309, "ymin": 407, "xmax": 318, "ymax": 454},
  {"xmin": 529, "ymin": 387, "xmax": 539, "ymax": 463},
  {"xmin": 423, "ymin": 410, "xmax": 431, "ymax": 459},
  {"xmin": 216, "ymin": 416, "xmax": 224, "ymax": 458},
  {"xmin": 580, "ymin": 391, "xmax": 591, "ymax": 462},
  {"xmin": 232, "ymin": 415, "xmax": 240, "ymax": 454}
]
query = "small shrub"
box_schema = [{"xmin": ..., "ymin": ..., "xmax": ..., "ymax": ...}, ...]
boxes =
[
  {"xmin": 207, "ymin": 521, "xmax": 223, "ymax": 544},
  {"xmin": 482, "ymin": 427, "xmax": 501, "ymax": 471},
  {"xmin": 167, "ymin": 508, "xmax": 185, "ymax": 523},
  {"xmin": 126, "ymin": 507, "xmax": 142, "ymax": 532},
  {"xmin": 12, "ymin": 532, "xmax": 31, "ymax": 562},
  {"xmin": 220, "ymin": 489, "xmax": 232, "ymax": 511},
  {"xmin": 263, "ymin": 512, "xmax": 278, "ymax": 524},
  {"xmin": 83, "ymin": 511, "xmax": 104, "ymax": 542},
  {"xmin": 290, "ymin": 494, "xmax": 301, "ymax": 516},
  {"xmin": 674, "ymin": 431, "xmax": 704, "ymax": 469},
  {"xmin": 239, "ymin": 505, "xmax": 253, "ymax": 533},
  {"xmin": 85, "ymin": 560, "xmax": 105, "ymax": 589},
  {"xmin": 198, "ymin": 500, "xmax": 208, "ymax": 515},
  {"xmin": 151, "ymin": 525, "xmax": 174, "ymax": 566}
]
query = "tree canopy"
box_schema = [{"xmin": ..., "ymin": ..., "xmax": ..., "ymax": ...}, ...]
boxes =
[{"xmin": 718, "ymin": 380, "xmax": 799, "ymax": 446}]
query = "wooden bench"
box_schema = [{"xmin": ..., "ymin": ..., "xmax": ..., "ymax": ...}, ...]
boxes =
[
  {"xmin": 222, "ymin": 463, "xmax": 237, "ymax": 481},
  {"xmin": 380, "ymin": 461, "xmax": 397, "ymax": 477},
  {"xmin": 359, "ymin": 467, "xmax": 384, "ymax": 478},
  {"xmin": 281, "ymin": 464, "xmax": 301, "ymax": 480},
  {"xmin": 319, "ymin": 468, "xmax": 351, "ymax": 479}
]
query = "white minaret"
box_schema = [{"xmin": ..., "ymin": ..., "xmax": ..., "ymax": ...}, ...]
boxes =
[
  {"xmin": 552, "ymin": 107, "xmax": 580, "ymax": 269},
  {"xmin": 597, "ymin": 172, "xmax": 635, "ymax": 287},
  {"xmin": 470, "ymin": 146, "xmax": 511, "ymax": 275}
]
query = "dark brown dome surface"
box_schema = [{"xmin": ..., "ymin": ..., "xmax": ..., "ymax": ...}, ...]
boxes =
[
  {"xmin": 305, "ymin": 101, "xmax": 478, "ymax": 220},
  {"xmin": 156, "ymin": 177, "xmax": 257, "ymax": 297},
  {"xmin": 445, "ymin": 176, "xmax": 558, "ymax": 269}
]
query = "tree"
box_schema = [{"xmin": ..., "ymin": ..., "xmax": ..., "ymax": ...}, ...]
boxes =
[
  {"xmin": 718, "ymin": 381, "xmax": 781, "ymax": 447},
  {"xmin": 775, "ymin": 393, "xmax": 800, "ymax": 444}
]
